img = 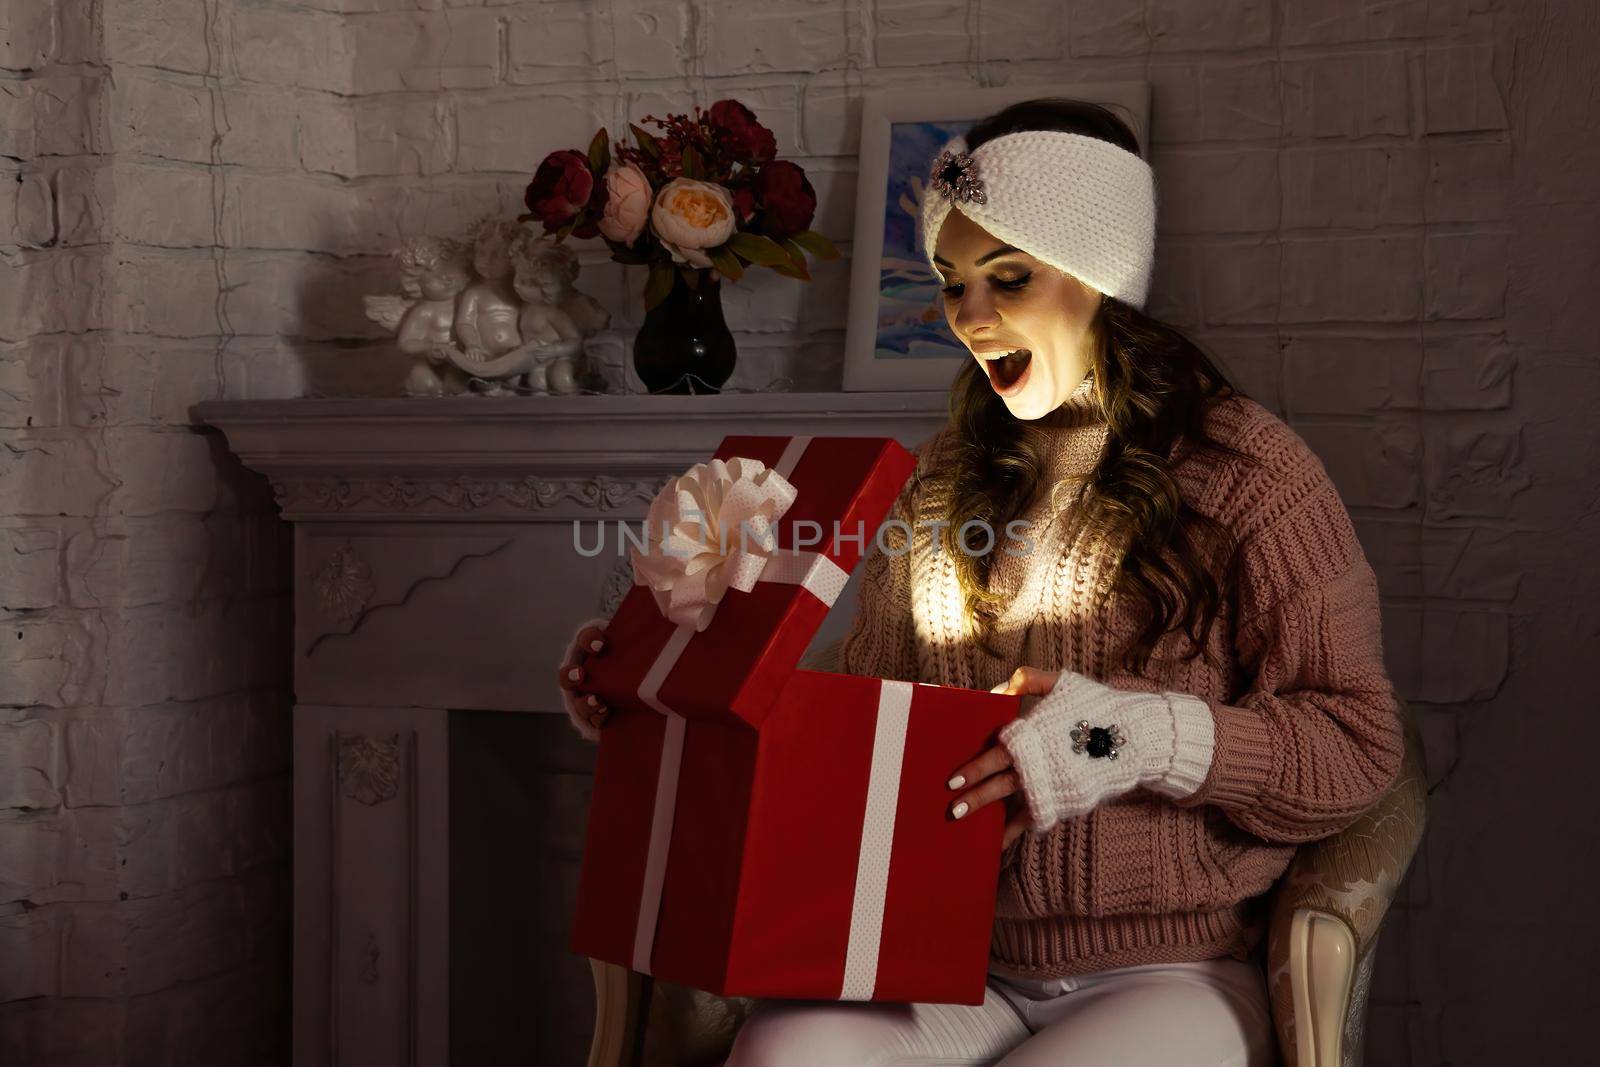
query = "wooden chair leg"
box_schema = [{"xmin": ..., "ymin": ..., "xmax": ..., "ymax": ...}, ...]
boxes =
[
  {"xmin": 587, "ymin": 959, "xmax": 648, "ymax": 1067},
  {"xmin": 1288, "ymin": 909, "xmax": 1357, "ymax": 1067}
]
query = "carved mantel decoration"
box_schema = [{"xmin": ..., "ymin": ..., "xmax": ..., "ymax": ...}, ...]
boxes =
[
  {"xmin": 272, "ymin": 472, "xmax": 670, "ymax": 520},
  {"xmin": 337, "ymin": 732, "xmax": 401, "ymax": 806},
  {"xmin": 197, "ymin": 389, "xmax": 950, "ymax": 1066},
  {"xmin": 314, "ymin": 543, "xmax": 375, "ymax": 624}
]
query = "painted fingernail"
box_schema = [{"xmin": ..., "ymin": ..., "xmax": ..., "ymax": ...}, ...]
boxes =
[
  {"xmin": 947, "ymin": 775, "xmax": 965, "ymax": 790},
  {"xmin": 951, "ymin": 801, "xmax": 969, "ymax": 819},
  {"xmin": 589, "ymin": 639, "xmax": 604, "ymax": 652},
  {"xmin": 567, "ymin": 667, "xmax": 581, "ymax": 681}
]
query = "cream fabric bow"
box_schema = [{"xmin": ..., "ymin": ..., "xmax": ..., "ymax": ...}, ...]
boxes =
[{"xmin": 630, "ymin": 456, "xmax": 799, "ymax": 631}]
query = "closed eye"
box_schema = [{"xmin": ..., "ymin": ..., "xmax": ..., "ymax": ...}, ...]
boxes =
[{"xmin": 940, "ymin": 273, "xmax": 1032, "ymax": 297}]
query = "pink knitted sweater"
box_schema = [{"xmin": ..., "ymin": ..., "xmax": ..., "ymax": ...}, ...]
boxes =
[{"xmin": 836, "ymin": 380, "xmax": 1406, "ymax": 979}]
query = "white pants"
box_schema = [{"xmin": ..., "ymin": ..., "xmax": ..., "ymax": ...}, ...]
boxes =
[{"xmin": 722, "ymin": 956, "xmax": 1277, "ymax": 1067}]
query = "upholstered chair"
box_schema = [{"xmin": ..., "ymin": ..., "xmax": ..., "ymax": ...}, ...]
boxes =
[{"xmin": 582, "ymin": 637, "xmax": 1429, "ymax": 1067}]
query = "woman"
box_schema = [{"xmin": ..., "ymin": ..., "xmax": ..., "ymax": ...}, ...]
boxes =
[{"xmin": 557, "ymin": 99, "xmax": 1406, "ymax": 1065}]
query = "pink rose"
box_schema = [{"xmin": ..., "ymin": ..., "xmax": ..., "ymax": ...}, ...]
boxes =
[
  {"xmin": 650, "ymin": 178, "xmax": 737, "ymax": 269},
  {"xmin": 597, "ymin": 164, "xmax": 651, "ymax": 245}
]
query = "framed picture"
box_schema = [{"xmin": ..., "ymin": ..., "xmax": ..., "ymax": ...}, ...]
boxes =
[{"xmin": 842, "ymin": 81, "xmax": 1152, "ymax": 392}]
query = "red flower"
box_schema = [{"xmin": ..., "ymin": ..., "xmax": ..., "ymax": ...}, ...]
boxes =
[
  {"xmin": 655, "ymin": 138, "xmax": 684, "ymax": 179},
  {"xmin": 731, "ymin": 185, "xmax": 758, "ymax": 225},
  {"xmin": 526, "ymin": 150, "xmax": 596, "ymax": 232},
  {"xmin": 756, "ymin": 160, "xmax": 816, "ymax": 238},
  {"xmin": 709, "ymin": 99, "xmax": 776, "ymax": 165},
  {"xmin": 574, "ymin": 175, "xmax": 609, "ymax": 240}
]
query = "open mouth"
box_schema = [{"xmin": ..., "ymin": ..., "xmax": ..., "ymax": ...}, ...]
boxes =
[{"xmin": 982, "ymin": 349, "xmax": 1032, "ymax": 391}]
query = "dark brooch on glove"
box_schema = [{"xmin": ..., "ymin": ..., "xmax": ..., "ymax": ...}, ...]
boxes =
[{"xmin": 1070, "ymin": 720, "xmax": 1127, "ymax": 760}]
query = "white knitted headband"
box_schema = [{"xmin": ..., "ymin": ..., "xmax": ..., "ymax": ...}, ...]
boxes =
[{"xmin": 919, "ymin": 130, "xmax": 1157, "ymax": 310}]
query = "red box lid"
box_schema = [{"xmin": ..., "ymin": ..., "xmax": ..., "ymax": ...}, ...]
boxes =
[{"xmin": 580, "ymin": 434, "xmax": 916, "ymax": 730}]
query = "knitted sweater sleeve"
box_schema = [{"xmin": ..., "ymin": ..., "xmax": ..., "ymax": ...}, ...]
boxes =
[
  {"xmin": 835, "ymin": 439, "xmax": 928, "ymax": 683},
  {"xmin": 1170, "ymin": 443, "xmax": 1407, "ymax": 844}
]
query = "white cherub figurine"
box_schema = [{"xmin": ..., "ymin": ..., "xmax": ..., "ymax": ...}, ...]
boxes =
[
  {"xmin": 443, "ymin": 228, "xmax": 612, "ymax": 394},
  {"xmin": 364, "ymin": 236, "xmax": 475, "ymax": 395},
  {"xmin": 453, "ymin": 216, "xmax": 527, "ymax": 365},
  {"xmin": 505, "ymin": 227, "xmax": 611, "ymax": 394}
]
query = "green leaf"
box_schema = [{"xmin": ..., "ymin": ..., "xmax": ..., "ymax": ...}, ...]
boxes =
[
  {"xmin": 727, "ymin": 231, "xmax": 791, "ymax": 267},
  {"xmin": 643, "ymin": 260, "xmax": 676, "ymax": 312},
  {"xmin": 681, "ymin": 144, "xmax": 703, "ymax": 180},
  {"xmin": 587, "ymin": 127, "xmax": 610, "ymax": 173},
  {"xmin": 630, "ymin": 124, "xmax": 661, "ymax": 159},
  {"xmin": 767, "ymin": 259, "xmax": 809, "ymax": 281},
  {"xmin": 708, "ymin": 244, "xmax": 744, "ymax": 283},
  {"xmin": 777, "ymin": 237, "xmax": 812, "ymax": 280},
  {"xmin": 555, "ymin": 219, "xmax": 577, "ymax": 240},
  {"xmin": 789, "ymin": 229, "xmax": 840, "ymax": 261},
  {"xmin": 515, "ymin": 212, "xmax": 535, "ymax": 224}
]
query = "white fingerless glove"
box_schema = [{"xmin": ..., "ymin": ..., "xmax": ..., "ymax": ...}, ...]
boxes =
[
  {"xmin": 559, "ymin": 616, "xmax": 612, "ymax": 741},
  {"xmin": 998, "ymin": 670, "xmax": 1217, "ymax": 832}
]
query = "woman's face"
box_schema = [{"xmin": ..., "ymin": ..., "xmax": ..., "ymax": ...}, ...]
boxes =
[{"xmin": 933, "ymin": 208, "xmax": 1101, "ymax": 421}]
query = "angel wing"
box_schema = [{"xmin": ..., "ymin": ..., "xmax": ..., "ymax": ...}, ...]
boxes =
[{"xmin": 363, "ymin": 293, "xmax": 414, "ymax": 333}]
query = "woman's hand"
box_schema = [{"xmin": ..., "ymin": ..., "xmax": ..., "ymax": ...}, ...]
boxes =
[
  {"xmin": 946, "ymin": 666, "xmax": 1062, "ymax": 847},
  {"xmin": 557, "ymin": 618, "xmax": 612, "ymax": 739}
]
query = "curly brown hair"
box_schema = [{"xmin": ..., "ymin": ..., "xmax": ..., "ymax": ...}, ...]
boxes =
[{"xmin": 934, "ymin": 98, "xmax": 1263, "ymax": 677}]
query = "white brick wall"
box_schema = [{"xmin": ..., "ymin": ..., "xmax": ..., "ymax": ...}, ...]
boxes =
[
  {"xmin": 3, "ymin": 1, "xmax": 1595, "ymax": 1063},
  {"xmin": 1, "ymin": 0, "xmax": 296, "ymax": 1059}
]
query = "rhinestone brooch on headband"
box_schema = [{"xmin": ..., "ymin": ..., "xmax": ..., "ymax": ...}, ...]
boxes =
[
  {"xmin": 930, "ymin": 149, "xmax": 987, "ymax": 205},
  {"xmin": 1070, "ymin": 720, "xmax": 1127, "ymax": 760}
]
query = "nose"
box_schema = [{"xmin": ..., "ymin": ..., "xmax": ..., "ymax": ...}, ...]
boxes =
[{"xmin": 951, "ymin": 286, "xmax": 1000, "ymax": 343}]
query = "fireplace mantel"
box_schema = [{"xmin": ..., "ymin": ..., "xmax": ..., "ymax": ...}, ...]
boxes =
[
  {"xmin": 198, "ymin": 390, "xmax": 950, "ymax": 1066},
  {"xmin": 202, "ymin": 391, "xmax": 948, "ymax": 522}
]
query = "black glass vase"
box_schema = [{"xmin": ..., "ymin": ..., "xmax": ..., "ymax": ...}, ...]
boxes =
[{"xmin": 632, "ymin": 268, "xmax": 737, "ymax": 394}]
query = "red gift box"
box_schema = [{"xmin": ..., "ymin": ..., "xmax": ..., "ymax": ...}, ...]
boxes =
[
  {"xmin": 569, "ymin": 434, "xmax": 1021, "ymax": 1004},
  {"xmin": 579, "ymin": 434, "xmax": 920, "ymax": 730}
]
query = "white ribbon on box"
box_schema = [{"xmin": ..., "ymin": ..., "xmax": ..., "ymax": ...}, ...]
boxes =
[
  {"xmin": 629, "ymin": 435, "xmax": 858, "ymax": 975},
  {"xmin": 839, "ymin": 679, "xmax": 913, "ymax": 1000}
]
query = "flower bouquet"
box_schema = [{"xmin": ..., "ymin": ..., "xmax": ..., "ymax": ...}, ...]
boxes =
[{"xmin": 521, "ymin": 100, "xmax": 839, "ymax": 393}]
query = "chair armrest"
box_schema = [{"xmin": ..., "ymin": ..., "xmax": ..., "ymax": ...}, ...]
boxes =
[
  {"xmin": 1265, "ymin": 696, "xmax": 1429, "ymax": 1066},
  {"xmin": 586, "ymin": 959, "xmax": 756, "ymax": 1067},
  {"xmin": 1272, "ymin": 697, "xmax": 1428, "ymax": 954},
  {"xmin": 587, "ymin": 959, "xmax": 646, "ymax": 1067},
  {"xmin": 1285, "ymin": 907, "xmax": 1360, "ymax": 1067}
]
